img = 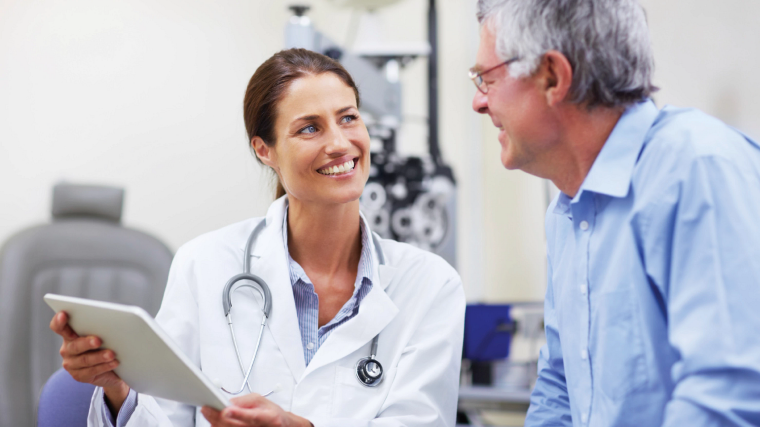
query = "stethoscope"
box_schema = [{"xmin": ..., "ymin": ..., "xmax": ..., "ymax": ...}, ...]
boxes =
[{"xmin": 220, "ymin": 219, "xmax": 385, "ymax": 395}]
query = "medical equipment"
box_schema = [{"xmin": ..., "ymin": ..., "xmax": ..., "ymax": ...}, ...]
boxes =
[
  {"xmin": 221, "ymin": 219, "xmax": 385, "ymax": 394},
  {"xmin": 285, "ymin": 1, "xmax": 458, "ymax": 268}
]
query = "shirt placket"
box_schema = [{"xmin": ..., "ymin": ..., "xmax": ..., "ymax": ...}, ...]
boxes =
[
  {"xmin": 572, "ymin": 193, "xmax": 594, "ymax": 425},
  {"xmin": 303, "ymin": 281, "xmax": 320, "ymax": 365}
]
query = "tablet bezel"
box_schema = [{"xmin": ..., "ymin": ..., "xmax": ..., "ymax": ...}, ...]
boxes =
[{"xmin": 44, "ymin": 293, "xmax": 231, "ymax": 410}]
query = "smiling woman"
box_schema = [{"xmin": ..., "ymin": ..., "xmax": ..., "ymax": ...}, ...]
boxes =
[
  {"xmin": 50, "ymin": 47, "xmax": 466, "ymax": 427},
  {"xmin": 243, "ymin": 49, "xmax": 363, "ymax": 200}
]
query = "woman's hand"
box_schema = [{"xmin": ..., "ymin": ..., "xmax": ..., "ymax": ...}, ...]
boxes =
[
  {"xmin": 201, "ymin": 394, "xmax": 313, "ymax": 427},
  {"xmin": 49, "ymin": 311, "xmax": 130, "ymax": 413}
]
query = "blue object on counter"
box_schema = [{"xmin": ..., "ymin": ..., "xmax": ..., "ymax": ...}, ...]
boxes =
[{"xmin": 464, "ymin": 304, "xmax": 514, "ymax": 361}]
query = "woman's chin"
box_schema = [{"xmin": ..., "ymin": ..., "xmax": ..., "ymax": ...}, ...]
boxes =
[
  {"xmin": 328, "ymin": 187, "xmax": 364, "ymax": 205},
  {"xmin": 291, "ymin": 186, "xmax": 364, "ymax": 206},
  {"xmin": 316, "ymin": 173, "xmax": 368, "ymax": 205}
]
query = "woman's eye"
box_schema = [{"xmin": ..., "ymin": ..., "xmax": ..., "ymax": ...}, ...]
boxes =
[
  {"xmin": 299, "ymin": 125, "xmax": 317, "ymax": 134},
  {"xmin": 341, "ymin": 114, "xmax": 357, "ymax": 124}
]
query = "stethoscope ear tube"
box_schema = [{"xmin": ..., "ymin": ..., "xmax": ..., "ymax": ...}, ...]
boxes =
[{"xmin": 222, "ymin": 273, "xmax": 273, "ymax": 318}]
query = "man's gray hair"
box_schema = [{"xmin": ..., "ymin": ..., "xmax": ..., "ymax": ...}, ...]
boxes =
[{"xmin": 477, "ymin": 0, "xmax": 656, "ymax": 108}]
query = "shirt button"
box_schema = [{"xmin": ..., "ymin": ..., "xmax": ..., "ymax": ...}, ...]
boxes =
[
  {"xmin": 306, "ymin": 342, "xmax": 315, "ymax": 350},
  {"xmin": 580, "ymin": 285, "xmax": 588, "ymax": 295},
  {"xmin": 581, "ymin": 349, "xmax": 588, "ymax": 360},
  {"xmin": 579, "ymin": 220, "xmax": 589, "ymax": 231},
  {"xmin": 581, "ymin": 413, "xmax": 588, "ymax": 423}
]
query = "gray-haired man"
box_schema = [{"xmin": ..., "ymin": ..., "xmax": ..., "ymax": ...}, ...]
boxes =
[{"xmin": 471, "ymin": 1, "xmax": 760, "ymax": 426}]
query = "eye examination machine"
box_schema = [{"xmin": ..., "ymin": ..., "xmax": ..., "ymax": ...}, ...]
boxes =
[{"xmin": 285, "ymin": 0, "xmax": 458, "ymax": 268}]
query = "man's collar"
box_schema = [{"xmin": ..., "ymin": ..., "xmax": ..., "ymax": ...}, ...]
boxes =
[{"xmin": 573, "ymin": 99, "xmax": 659, "ymax": 202}]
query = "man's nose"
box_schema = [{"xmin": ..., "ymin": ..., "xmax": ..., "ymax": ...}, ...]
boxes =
[{"xmin": 472, "ymin": 89, "xmax": 489, "ymax": 114}]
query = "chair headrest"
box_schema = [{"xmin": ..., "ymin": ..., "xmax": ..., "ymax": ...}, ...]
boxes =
[{"xmin": 51, "ymin": 183, "xmax": 124, "ymax": 223}]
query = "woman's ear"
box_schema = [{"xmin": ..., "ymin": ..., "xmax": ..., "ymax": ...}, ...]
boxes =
[{"xmin": 252, "ymin": 136, "xmax": 277, "ymax": 169}]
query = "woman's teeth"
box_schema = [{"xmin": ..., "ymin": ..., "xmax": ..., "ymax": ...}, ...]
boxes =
[{"xmin": 318, "ymin": 159, "xmax": 355, "ymax": 176}]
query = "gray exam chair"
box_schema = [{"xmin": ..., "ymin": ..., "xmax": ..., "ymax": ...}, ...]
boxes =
[{"xmin": 0, "ymin": 183, "xmax": 173, "ymax": 427}]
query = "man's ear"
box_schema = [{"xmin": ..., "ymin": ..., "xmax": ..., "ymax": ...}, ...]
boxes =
[
  {"xmin": 538, "ymin": 50, "xmax": 573, "ymax": 107},
  {"xmin": 252, "ymin": 136, "xmax": 277, "ymax": 169}
]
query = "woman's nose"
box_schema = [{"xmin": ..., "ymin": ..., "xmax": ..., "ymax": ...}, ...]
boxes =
[{"xmin": 325, "ymin": 126, "xmax": 352, "ymax": 153}]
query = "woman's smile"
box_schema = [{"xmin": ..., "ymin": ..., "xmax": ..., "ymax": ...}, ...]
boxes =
[{"xmin": 317, "ymin": 156, "xmax": 360, "ymax": 177}]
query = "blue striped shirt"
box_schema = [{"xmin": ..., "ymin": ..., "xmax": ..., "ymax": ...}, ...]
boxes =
[
  {"xmin": 283, "ymin": 208, "xmax": 374, "ymax": 366},
  {"xmin": 100, "ymin": 387, "xmax": 137, "ymax": 427}
]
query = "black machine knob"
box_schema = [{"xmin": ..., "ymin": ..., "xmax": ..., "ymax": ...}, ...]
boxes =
[
  {"xmin": 288, "ymin": 5, "xmax": 310, "ymax": 16},
  {"xmin": 323, "ymin": 47, "xmax": 343, "ymax": 61}
]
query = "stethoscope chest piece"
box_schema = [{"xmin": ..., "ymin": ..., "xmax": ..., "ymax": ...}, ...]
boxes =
[{"xmin": 355, "ymin": 356, "xmax": 384, "ymax": 387}]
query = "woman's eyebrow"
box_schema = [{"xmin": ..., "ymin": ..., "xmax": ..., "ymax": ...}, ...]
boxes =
[
  {"xmin": 293, "ymin": 106, "xmax": 355, "ymax": 123},
  {"xmin": 294, "ymin": 114, "xmax": 320, "ymax": 122}
]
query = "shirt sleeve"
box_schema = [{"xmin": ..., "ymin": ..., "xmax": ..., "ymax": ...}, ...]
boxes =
[
  {"xmin": 99, "ymin": 388, "xmax": 138, "ymax": 427},
  {"xmin": 648, "ymin": 155, "xmax": 760, "ymax": 426},
  {"xmin": 524, "ymin": 258, "xmax": 573, "ymax": 427}
]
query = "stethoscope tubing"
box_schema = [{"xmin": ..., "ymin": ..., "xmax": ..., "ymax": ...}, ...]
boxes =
[
  {"xmin": 222, "ymin": 313, "xmax": 267, "ymax": 394},
  {"xmin": 222, "ymin": 217, "xmax": 385, "ymax": 394}
]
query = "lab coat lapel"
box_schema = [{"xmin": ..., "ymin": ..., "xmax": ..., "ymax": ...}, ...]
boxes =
[
  {"xmin": 302, "ymin": 264, "xmax": 399, "ymax": 379},
  {"xmin": 245, "ymin": 198, "xmax": 306, "ymax": 381}
]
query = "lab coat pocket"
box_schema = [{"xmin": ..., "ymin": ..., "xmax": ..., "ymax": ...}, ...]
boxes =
[
  {"xmin": 331, "ymin": 365, "xmax": 384, "ymax": 417},
  {"xmin": 593, "ymin": 290, "xmax": 648, "ymax": 400}
]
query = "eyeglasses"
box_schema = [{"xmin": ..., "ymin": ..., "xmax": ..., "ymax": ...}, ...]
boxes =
[{"xmin": 468, "ymin": 57, "xmax": 520, "ymax": 94}]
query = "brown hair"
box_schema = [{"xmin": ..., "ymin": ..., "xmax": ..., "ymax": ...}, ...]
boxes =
[{"xmin": 243, "ymin": 48, "xmax": 361, "ymax": 199}]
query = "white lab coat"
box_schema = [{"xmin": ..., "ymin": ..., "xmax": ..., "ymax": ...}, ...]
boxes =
[{"xmin": 87, "ymin": 197, "xmax": 465, "ymax": 427}]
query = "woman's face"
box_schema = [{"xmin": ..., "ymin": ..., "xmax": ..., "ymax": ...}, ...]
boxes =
[{"xmin": 259, "ymin": 72, "xmax": 370, "ymax": 206}]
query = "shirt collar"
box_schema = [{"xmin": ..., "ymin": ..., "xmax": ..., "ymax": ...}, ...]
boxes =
[
  {"xmin": 570, "ymin": 99, "xmax": 660, "ymax": 204},
  {"xmin": 282, "ymin": 202, "xmax": 375, "ymax": 290}
]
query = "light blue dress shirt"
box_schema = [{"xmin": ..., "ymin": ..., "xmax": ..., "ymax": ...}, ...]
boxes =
[
  {"xmin": 282, "ymin": 208, "xmax": 374, "ymax": 366},
  {"xmin": 101, "ymin": 207, "xmax": 375, "ymax": 425},
  {"xmin": 525, "ymin": 100, "xmax": 760, "ymax": 427},
  {"xmin": 99, "ymin": 388, "xmax": 137, "ymax": 427}
]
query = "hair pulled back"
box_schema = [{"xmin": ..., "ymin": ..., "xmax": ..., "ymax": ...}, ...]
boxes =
[{"xmin": 243, "ymin": 48, "xmax": 361, "ymax": 199}]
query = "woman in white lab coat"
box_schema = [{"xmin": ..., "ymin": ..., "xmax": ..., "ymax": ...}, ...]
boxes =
[{"xmin": 50, "ymin": 48, "xmax": 465, "ymax": 427}]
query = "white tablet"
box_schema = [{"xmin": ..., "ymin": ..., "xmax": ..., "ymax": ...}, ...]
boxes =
[{"xmin": 45, "ymin": 293, "xmax": 231, "ymax": 410}]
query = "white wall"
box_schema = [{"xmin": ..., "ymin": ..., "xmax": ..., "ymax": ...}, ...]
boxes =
[
  {"xmin": 641, "ymin": 0, "xmax": 760, "ymax": 139},
  {"xmin": 1, "ymin": 0, "xmax": 759, "ymax": 304},
  {"xmin": 0, "ymin": 0, "xmax": 283, "ymax": 247}
]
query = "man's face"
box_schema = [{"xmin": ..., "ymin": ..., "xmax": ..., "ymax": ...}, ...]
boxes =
[{"xmin": 471, "ymin": 25, "xmax": 557, "ymax": 173}]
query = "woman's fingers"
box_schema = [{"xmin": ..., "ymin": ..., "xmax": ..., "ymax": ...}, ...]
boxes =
[
  {"xmin": 222, "ymin": 406, "xmax": 270, "ymax": 425},
  {"xmin": 229, "ymin": 393, "xmax": 267, "ymax": 408},
  {"xmin": 49, "ymin": 312, "xmax": 79, "ymax": 341},
  {"xmin": 49, "ymin": 311, "xmax": 126, "ymax": 390},
  {"xmin": 67, "ymin": 359, "xmax": 120, "ymax": 382},
  {"xmin": 63, "ymin": 348, "xmax": 114, "ymax": 370},
  {"xmin": 201, "ymin": 406, "xmax": 249, "ymax": 427},
  {"xmin": 63, "ymin": 336, "xmax": 102, "ymax": 357},
  {"xmin": 201, "ymin": 407, "xmax": 221, "ymax": 423},
  {"xmin": 203, "ymin": 398, "xmax": 307, "ymax": 427}
]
